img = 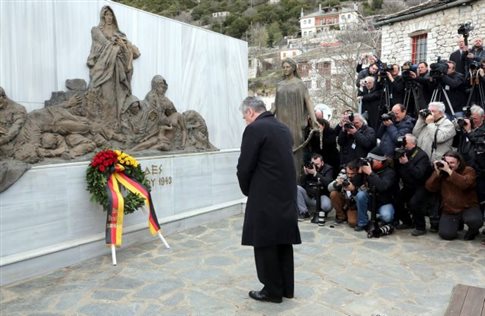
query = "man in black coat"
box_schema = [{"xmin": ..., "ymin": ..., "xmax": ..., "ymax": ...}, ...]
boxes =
[
  {"xmin": 338, "ymin": 113, "xmax": 376, "ymax": 166},
  {"xmin": 394, "ymin": 134, "xmax": 432, "ymax": 235},
  {"xmin": 237, "ymin": 96, "xmax": 301, "ymax": 304}
]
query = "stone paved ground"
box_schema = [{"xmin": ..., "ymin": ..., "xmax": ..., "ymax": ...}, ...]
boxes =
[{"xmin": 1, "ymin": 214, "xmax": 484, "ymax": 316}]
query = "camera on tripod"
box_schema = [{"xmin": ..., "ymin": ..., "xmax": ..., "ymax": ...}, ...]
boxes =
[
  {"xmin": 401, "ymin": 61, "xmax": 417, "ymax": 80},
  {"xmin": 378, "ymin": 63, "xmax": 393, "ymax": 78},
  {"xmin": 429, "ymin": 57, "xmax": 448, "ymax": 78},
  {"xmin": 419, "ymin": 108, "xmax": 432, "ymax": 119},
  {"xmin": 381, "ymin": 111, "xmax": 395, "ymax": 121}
]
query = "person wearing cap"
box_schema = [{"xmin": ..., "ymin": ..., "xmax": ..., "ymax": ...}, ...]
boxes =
[{"xmin": 353, "ymin": 148, "xmax": 397, "ymax": 232}]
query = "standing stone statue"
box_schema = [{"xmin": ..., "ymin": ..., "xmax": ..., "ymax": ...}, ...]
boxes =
[{"xmin": 86, "ymin": 5, "xmax": 140, "ymax": 126}]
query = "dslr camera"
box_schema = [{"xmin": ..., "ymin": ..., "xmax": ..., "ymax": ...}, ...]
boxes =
[
  {"xmin": 381, "ymin": 111, "xmax": 395, "ymax": 121},
  {"xmin": 304, "ymin": 162, "xmax": 315, "ymax": 169},
  {"xmin": 358, "ymin": 157, "xmax": 373, "ymax": 167},
  {"xmin": 394, "ymin": 136, "xmax": 407, "ymax": 159},
  {"xmin": 455, "ymin": 106, "xmax": 472, "ymax": 129},
  {"xmin": 419, "ymin": 108, "xmax": 432, "ymax": 119},
  {"xmin": 378, "ymin": 63, "xmax": 393, "ymax": 78}
]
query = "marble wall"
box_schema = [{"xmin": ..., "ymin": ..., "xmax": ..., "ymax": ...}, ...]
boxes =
[
  {"xmin": 0, "ymin": 0, "xmax": 248, "ymax": 150},
  {"xmin": 0, "ymin": 150, "xmax": 245, "ymax": 284}
]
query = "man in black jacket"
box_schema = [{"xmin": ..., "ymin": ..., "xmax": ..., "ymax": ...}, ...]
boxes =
[
  {"xmin": 297, "ymin": 153, "xmax": 333, "ymax": 223},
  {"xmin": 338, "ymin": 113, "xmax": 376, "ymax": 166},
  {"xmin": 394, "ymin": 134, "xmax": 432, "ymax": 235},
  {"xmin": 354, "ymin": 148, "xmax": 397, "ymax": 232},
  {"xmin": 429, "ymin": 61, "xmax": 466, "ymax": 116},
  {"xmin": 237, "ymin": 96, "xmax": 301, "ymax": 304}
]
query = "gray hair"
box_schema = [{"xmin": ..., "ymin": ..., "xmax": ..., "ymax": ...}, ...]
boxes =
[
  {"xmin": 405, "ymin": 133, "xmax": 416, "ymax": 145},
  {"xmin": 428, "ymin": 102, "xmax": 445, "ymax": 113},
  {"xmin": 470, "ymin": 104, "xmax": 484, "ymax": 116},
  {"xmin": 353, "ymin": 113, "xmax": 367, "ymax": 125},
  {"xmin": 240, "ymin": 96, "xmax": 267, "ymax": 114}
]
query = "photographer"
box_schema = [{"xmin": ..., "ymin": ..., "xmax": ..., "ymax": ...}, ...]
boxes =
[
  {"xmin": 425, "ymin": 150, "xmax": 482, "ymax": 240},
  {"xmin": 457, "ymin": 105, "xmax": 485, "ymax": 219},
  {"xmin": 376, "ymin": 104, "xmax": 415, "ymax": 157},
  {"xmin": 357, "ymin": 76, "xmax": 384, "ymax": 130},
  {"xmin": 328, "ymin": 160, "xmax": 359, "ymax": 226},
  {"xmin": 412, "ymin": 102, "xmax": 456, "ymax": 161},
  {"xmin": 394, "ymin": 134, "xmax": 433, "ymax": 236},
  {"xmin": 297, "ymin": 153, "xmax": 333, "ymax": 221},
  {"xmin": 467, "ymin": 37, "xmax": 484, "ymax": 64},
  {"xmin": 356, "ymin": 54, "xmax": 380, "ymax": 74},
  {"xmin": 408, "ymin": 62, "xmax": 434, "ymax": 107},
  {"xmin": 338, "ymin": 113, "xmax": 376, "ymax": 166},
  {"xmin": 356, "ymin": 63, "xmax": 379, "ymax": 88},
  {"xmin": 429, "ymin": 61, "xmax": 466, "ymax": 116},
  {"xmin": 385, "ymin": 64, "xmax": 405, "ymax": 106},
  {"xmin": 353, "ymin": 148, "xmax": 397, "ymax": 232}
]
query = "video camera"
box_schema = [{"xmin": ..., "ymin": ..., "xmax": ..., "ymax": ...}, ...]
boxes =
[
  {"xmin": 378, "ymin": 63, "xmax": 394, "ymax": 78},
  {"xmin": 457, "ymin": 22, "xmax": 474, "ymax": 44},
  {"xmin": 381, "ymin": 111, "xmax": 395, "ymax": 121},
  {"xmin": 401, "ymin": 61, "xmax": 417, "ymax": 80},
  {"xmin": 429, "ymin": 57, "xmax": 448, "ymax": 78}
]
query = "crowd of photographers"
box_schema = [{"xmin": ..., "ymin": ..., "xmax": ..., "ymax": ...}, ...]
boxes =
[{"xmin": 298, "ymin": 36, "xmax": 485, "ymax": 242}]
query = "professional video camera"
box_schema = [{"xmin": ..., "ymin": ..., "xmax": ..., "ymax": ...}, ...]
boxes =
[
  {"xmin": 457, "ymin": 22, "xmax": 474, "ymax": 44},
  {"xmin": 381, "ymin": 111, "xmax": 395, "ymax": 121},
  {"xmin": 394, "ymin": 136, "xmax": 407, "ymax": 159},
  {"xmin": 419, "ymin": 108, "xmax": 432, "ymax": 119},
  {"xmin": 429, "ymin": 57, "xmax": 449, "ymax": 78},
  {"xmin": 401, "ymin": 61, "xmax": 417, "ymax": 80},
  {"xmin": 378, "ymin": 62, "xmax": 394, "ymax": 78}
]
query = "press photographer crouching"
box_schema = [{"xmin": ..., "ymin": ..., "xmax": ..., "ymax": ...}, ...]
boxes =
[
  {"xmin": 425, "ymin": 150, "xmax": 483, "ymax": 240},
  {"xmin": 456, "ymin": 105, "xmax": 485, "ymax": 219},
  {"xmin": 353, "ymin": 148, "xmax": 397, "ymax": 233},
  {"xmin": 297, "ymin": 154, "xmax": 333, "ymax": 225},
  {"xmin": 394, "ymin": 134, "xmax": 433, "ymax": 236},
  {"xmin": 328, "ymin": 160, "xmax": 359, "ymax": 227}
]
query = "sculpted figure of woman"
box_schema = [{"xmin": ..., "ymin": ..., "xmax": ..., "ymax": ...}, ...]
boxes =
[
  {"xmin": 87, "ymin": 6, "xmax": 140, "ymax": 125},
  {"xmin": 271, "ymin": 58, "xmax": 317, "ymax": 177}
]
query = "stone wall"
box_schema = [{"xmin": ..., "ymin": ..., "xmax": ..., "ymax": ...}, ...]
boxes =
[{"xmin": 380, "ymin": 0, "xmax": 485, "ymax": 65}]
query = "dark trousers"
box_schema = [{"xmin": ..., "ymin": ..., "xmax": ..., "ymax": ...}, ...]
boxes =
[
  {"xmin": 396, "ymin": 186, "xmax": 428, "ymax": 230},
  {"xmin": 254, "ymin": 244, "xmax": 294, "ymax": 298},
  {"xmin": 438, "ymin": 207, "xmax": 483, "ymax": 240}
]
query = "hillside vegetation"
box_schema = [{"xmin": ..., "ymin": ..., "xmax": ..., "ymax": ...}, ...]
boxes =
[{"xmin": 114, "ymin": 0, "xmax": 393, "ymax": 46}]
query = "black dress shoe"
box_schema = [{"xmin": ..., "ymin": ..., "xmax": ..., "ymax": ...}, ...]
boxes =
[{"xmin": 248, "ymin": 290, "xmax": 282, "ymax": 303}]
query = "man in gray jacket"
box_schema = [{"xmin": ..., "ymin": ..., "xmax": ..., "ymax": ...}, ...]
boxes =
[{"xmin": 412, "ymin": 102, "xmax": 456, "ymax": 162}]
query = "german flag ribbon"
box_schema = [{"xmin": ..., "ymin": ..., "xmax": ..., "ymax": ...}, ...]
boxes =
[{"xmin": 106, "ymin": 164, "xmax": 161, "ymax": 246}]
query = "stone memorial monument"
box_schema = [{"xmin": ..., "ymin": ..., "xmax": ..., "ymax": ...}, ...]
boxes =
[{"xmin": 0, "ymin": 5, "xmax": 217, "ymax": 191}]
